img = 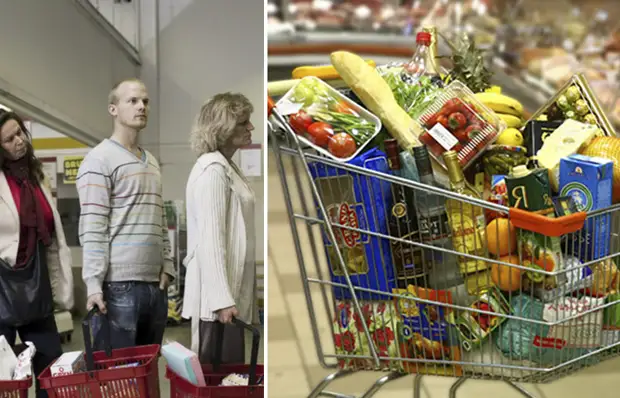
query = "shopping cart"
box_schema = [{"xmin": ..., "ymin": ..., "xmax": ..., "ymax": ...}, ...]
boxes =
[
  {"xmin": 38, "ymin": 308, "xmax": 161, "ymax": 397},
  {"xmin": 165, "ymin": 318, "xmax": 263, "ymax": 397},
  {"xmin": 268, "ymin": 95, "xmax": 620, "ymax": 397},
  {"xmin": 0, "ymin": 377, "xmax": 31, "ymax": 398}
]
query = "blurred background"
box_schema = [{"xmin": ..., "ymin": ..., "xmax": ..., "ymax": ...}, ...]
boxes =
[
  {"xmin": 266, "ymin": 1, "xmax": 620, "ymax": 396},
  {"xmin": 268, "ymin": 0, "xmax": 620, "ymax": 124}
]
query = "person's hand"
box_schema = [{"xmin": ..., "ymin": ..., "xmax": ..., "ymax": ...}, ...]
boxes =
[
  {"xmin": 217, "ymin": 306, "xmax": 238, "ymax": 324},
  {"xmin": 86, "ymin": 293, "xmax": 107, "ymax": 314},
  {"xmin": 159, "ymin": 271, "xmax": 170, "ymax": 291}
]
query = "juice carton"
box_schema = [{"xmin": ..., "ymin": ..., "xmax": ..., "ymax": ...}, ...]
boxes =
[
  {"xmin": 393, "ymin": 286, "xmax": 462, "ymax": 376},
  {"xmin": 559, "ymin": 154, "xmax": 613, "ymax": 262},
  {"xmin": 310, "ymin": 148, "xmax": 396, "ymax": 301},
  {"xmin": 505, "ymin": 166, "xmax": 563, "ymax": 275}
]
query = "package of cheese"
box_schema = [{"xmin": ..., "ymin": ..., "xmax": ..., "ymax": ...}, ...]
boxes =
[{"xmin": 536, "ymin": 119, "xmax": 598, "ymax": 192}]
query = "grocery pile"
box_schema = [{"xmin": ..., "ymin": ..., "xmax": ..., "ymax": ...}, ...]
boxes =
[{"xmin": 269, "ymin": 26, "xmax": 620, "ymax": 379}]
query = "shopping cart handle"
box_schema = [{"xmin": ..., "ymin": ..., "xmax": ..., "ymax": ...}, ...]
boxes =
[
  {"xmin": 212, "ymin": 317, "xmax": 261, "ymax": 387},
  {"xmin": 82, "ymin": 307, "xmax": 112, "ymax": 372}
]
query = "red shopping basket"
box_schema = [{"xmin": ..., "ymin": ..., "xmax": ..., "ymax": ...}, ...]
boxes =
[
  {"xmin": 38, "ymin": 308, "xmax": 161, "ymax": 398},
  {"xmin": 0, "ymin": 377, "xmax": 32, "ymax": 398},
  {"xmin": 166, "ymin": 318, "xmax": 263, "ymax": 397}
]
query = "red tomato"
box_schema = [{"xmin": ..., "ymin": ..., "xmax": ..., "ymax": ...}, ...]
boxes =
[
  {"xmin": 466, "ymin": 124, "xmax": 483, "ymax": 141},
  {"xmin": 423, "ymin": 113, "xmax": 439, "ymax": 128},
  {"xmin": 334, "ymin": 101, "xmax": 358, "ymax": 116},
  {"xmin": 328, "ymin": 133, "xmax": 357, "ymax": 158},
  {"xmin": 289, "ymin": 110, "xmax": 313, "ymax": 135},
  {"xmin": 419, "ymin": 132, "xmax": 434, "ymax": 146},
  {"xmin": 307, "ymin": 122, "xmax": 335, "ymax": 148},
  {"xmin": 437, "ymin": 115, "xmax": 450, "ymax": 129},
  {"xmin": 429, "ymin": 142, "xmax": 444, "ymax": 156},
  {"xmin": 453, "ymin": 128, "xmax": 468, "ymax": 143},
  {"xmin": 448, "ymin": 112, "xmax": 467, "ymax": 130},
  {"xmin": 441, "ymin": 98, "xmax": 463, "ymax": 115}
]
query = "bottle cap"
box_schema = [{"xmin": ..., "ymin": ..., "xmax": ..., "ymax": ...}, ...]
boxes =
[
  {"xmin": 384, "ymin": 139, "xmax": 401, "ymax": 170},
  {"xmin": 412, "ymin": 145, "xmax": 432, "ymax": 175},
  {"xmin": 416, "ymin": 32, "xmax": 431, "ymax": 45}
]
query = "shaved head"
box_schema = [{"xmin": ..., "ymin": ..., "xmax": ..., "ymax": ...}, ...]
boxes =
[{"xmin": 108, "ymin": 78, "xmax": 146, "ymax": 105}]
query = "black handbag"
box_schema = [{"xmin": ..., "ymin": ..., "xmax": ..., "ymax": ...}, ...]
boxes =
[{"xmin": 0, "ymin": 240, "xmax": 53, "ymax": 327}]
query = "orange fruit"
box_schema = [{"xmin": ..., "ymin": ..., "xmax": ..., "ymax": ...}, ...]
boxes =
[
  {"xmin": 486, "ymin": 218, "xmax": 517, "ymax": 257},
  {"xmin": 491, "ymin": 255, "xmax": 524, "ymax": 292},
  {"xmin": 532, "ymin": 252, "xmax": 557, "ymax": 272}
]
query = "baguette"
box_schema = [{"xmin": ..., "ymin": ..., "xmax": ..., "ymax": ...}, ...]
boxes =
[{"xmin": 330, "ymin": 51, "xmax": 422, "ymax": 149}]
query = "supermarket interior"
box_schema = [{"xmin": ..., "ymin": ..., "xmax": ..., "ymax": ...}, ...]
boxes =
[
  {"xmin": 0, "ymin": 0, "xmax": 264, "ymax": 397},
  {"xmin": 268, "ymin": 0, "xmax": 620, "ymax": 397}
]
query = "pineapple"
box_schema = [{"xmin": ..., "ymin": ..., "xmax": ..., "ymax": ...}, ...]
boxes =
[{"xmin": 439, "ymin": 32, "xmax": 493, "ymax": 93}]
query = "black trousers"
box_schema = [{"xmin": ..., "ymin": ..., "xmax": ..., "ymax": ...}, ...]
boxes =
[
  {"xmin": 199, "ymin": 320, "xmax": 245, "ymax": 364},
  {"xmin": 0, "ymin": 315, "xmax": 63, "ymax": 398}
]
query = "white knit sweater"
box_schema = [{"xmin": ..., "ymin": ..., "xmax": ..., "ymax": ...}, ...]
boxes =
[{"xmin": 182, "ymin": 151, "xmax": 257, "ymax": 353}]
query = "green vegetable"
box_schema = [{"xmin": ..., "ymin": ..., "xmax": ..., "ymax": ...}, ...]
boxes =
[
  {"xmin": 379, "ymin": 68, "xmax": 441, "ymax": 118},
  {"xmin": 584, "ymin": 114, "xmax": 597, "ymax": 125},
  {"xmin": 556, "ymin": 95, "xmax": 570, "ymax": 111},
  {"xmin": 565, "ymin": 86, "xmax": 580, "ymax": 103},
  {"xmin": 312, "ymin": 110, "xmax": 376, "ymax": 146},
  {"xmin": 292, "ymin": 79, "xmax": 330, "ymax": 106},
  {"xmin": 574, "ymin": 99, "xmax": 588, "ymax": 116}
]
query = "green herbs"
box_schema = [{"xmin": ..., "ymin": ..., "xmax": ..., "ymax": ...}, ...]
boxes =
[
  {"xmin": 312, "ymin": 110, "xmax": 376, "ymax": 145},
  {"xmin": 380, "ymin": 69, "xmax": 442, "ymax": 118}
]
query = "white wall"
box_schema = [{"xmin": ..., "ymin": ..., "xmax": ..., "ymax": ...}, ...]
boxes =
[
  {"xmin": 88, "ymin": 0, "xmax": 140, "ymax": 48},
  {"xmin": 0, "ymin": 0, "xmax": 139, "ymax": 144},
  {"xmin": 139, "ymin": 0, "xmax": 265, "ymax": 261}
]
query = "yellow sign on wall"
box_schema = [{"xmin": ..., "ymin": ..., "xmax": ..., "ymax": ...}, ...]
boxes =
[{"xmin": 63, "ymin": 156, "xmax": 85, "ymax": 184}]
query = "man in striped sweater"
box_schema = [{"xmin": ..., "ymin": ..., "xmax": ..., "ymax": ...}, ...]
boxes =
[{"xmin": 76, "ymin": 78, "xmax": 175, "ymax": 349}]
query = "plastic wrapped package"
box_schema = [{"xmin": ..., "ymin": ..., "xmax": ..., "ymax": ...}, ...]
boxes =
[{"xmin": 495, "ymin": 295, "xmax": 604, "ymax": 367}]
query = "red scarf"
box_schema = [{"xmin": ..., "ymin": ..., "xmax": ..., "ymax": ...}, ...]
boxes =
[{"xmin": 3, "ymin": 157, "xmax": 52, "ymax": 267}]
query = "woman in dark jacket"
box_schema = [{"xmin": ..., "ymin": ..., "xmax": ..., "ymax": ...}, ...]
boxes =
[{"xmin": 0, "ymin": 110, "xmax": 74, "ymax": 397}]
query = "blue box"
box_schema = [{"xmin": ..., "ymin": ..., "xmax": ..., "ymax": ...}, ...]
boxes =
[
  {"xmin": 309, "ymin": 148, "xmax": 395, "ymax": 301},
  {"xmin": 559, "ymin": 154, "xmax": 613, "ymax": 262}
]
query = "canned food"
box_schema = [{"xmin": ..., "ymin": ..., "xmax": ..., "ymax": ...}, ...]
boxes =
[
  {"xmin": 456, "ymin": 287, "xmax": 511, "ymax": 351},
  {"xmin": 456, "ymin": 312, "xmax": 487, "ymax": 351}
]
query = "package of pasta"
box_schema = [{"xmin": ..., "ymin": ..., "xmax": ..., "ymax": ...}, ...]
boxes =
[
  {"xmin": 309, "ymin": 147, "xmax": 397, "ymax": 301},
  {"xmin": 331, "ymin": 300, "xmax": 402, "ymax": 372}
]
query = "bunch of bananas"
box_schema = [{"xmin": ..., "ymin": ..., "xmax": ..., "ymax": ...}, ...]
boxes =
[{"xmin": 475, "ymin": 87, "xmax": 526, "ymax": 147}]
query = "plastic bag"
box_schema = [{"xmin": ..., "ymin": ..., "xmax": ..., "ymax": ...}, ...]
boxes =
[
  {"xmin": 13, "ymin": 342, "xmax": 36, "ymax": 380},
  {"xmin": 495, "ymin": 295, "xmax": 604, "ymax": 366}
]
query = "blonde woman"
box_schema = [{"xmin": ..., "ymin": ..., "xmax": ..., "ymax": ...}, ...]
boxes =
[{"xmin": 182, "ymin": 92, "xmax": 257, "ymax": 363}]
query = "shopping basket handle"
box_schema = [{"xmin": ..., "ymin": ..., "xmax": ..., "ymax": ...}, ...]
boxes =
[
  {"xmin": 212, "ymin": 317, "xmax": 260, "ymax": 386},
  {"xmin": 82, "ymin": 307, "xmax": 112, "ymax": 372}
]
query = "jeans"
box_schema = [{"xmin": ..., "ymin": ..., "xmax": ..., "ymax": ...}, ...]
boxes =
[
  {"xmin": 92, "ymin": 281, "xmax": 168, "ymax": 350},
  {"xmin": 0, "ymin": 315, "xmax": 63, "ymax": 398}
]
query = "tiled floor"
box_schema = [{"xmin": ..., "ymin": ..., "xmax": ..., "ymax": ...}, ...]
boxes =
[{"xmin": 267, "ymin": 148, "xmax": 620, "ymax": 398}]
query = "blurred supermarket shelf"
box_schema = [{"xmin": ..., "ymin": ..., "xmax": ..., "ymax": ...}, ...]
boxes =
[{"xmin": 268, "ymin": 31, "xmax": 548, "ymax": 116}]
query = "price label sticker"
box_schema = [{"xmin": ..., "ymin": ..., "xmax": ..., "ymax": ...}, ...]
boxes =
[
  {"xmin": 275, "ymin": 100, "xmax": 303, "ymax": 116},
  {"xmin": 428, "ymin": 123, "xmax": 458, "ymax": 151}
]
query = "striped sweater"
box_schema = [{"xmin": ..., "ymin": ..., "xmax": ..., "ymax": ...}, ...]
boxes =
[{"xmin": 77, "ymin": 139, "xmax": 175, "ymax": 297}]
